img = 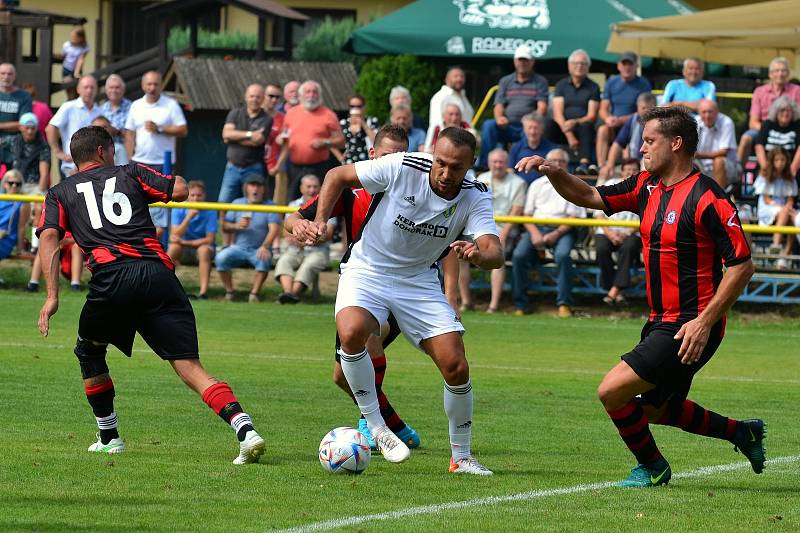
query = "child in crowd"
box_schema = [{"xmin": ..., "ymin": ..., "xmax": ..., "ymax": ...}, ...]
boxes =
[
  {"xmin": 754, "ymin": 147, "xmax": 797, "ymax": 269},
  {"xmin": 61, "ymin": 27, "xmax": 90, "ymax": 82}
]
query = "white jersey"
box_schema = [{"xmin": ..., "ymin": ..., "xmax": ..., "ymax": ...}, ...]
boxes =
[{"xmin": 345, "ymin": 152, "xmax": 498, "ymax": 276}]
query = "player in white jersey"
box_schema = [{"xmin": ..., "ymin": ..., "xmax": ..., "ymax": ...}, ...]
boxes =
[{"xmin": 300, "ymin": 127, "xmax": 503, "ymax": 475}]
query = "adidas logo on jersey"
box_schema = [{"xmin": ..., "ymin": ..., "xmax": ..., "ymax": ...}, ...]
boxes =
[{"xmin": 404, "ymin": 195, "xmax": 416, "ymax": 206}]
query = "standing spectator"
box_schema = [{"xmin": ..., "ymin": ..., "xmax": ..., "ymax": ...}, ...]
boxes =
[
  {"xmin": 661, "ymin": 57, "xmax": 716, "ymax": 112},
  {"xmin": 598, "ymin": 92, "xmax": 656, "ymax": 182},
  {"xmin": 509, "ymin": 113, "xmax": 556, "ymax": 184},
  {"xmin": 60, "ymin": 27, "xmax": 90, "ymax": 82},
  {"xmin": 124, "ymin": 71, "xmax": 188, "ymax": 238},
  {"xmin": 0, "ymin": 63, "xmax": 33, "ymax": 150},
  {"xmin": 546, "ymin": 49, "xmax": 600, "ymax": 174},
  {"xmin": 512, "ymin": 148, "xmax": 585, "ymax": 317},
  {"xmin": 390, "ymin": 104, "xmax": 426, "ymax": 153},
  {"xmin": 274, "ymin": 174, "xmax": 334, "ymax": 304},
  {"xmin": 100, "ymin": 74, "xmax": 131, "ymax": 164},
  {"xmin": 594, "ymin": 159, "xmax": 642, "ymax": 306},
  {"xmin": 428, "ymin": 66, "xmax": 474, "ymax": 137},
  {"xmin": 424, "ymin": 98, "xmax": 475, "ymax": 152},
  {"xmin": 263, "ymin": 83, "xmax": 286, "ymax": 203},
  {"xmin": 339, "ymin": 94, "xmax": 378, "ymax": 164},
  {"xmin": 21, "ymin": 83, "xmax": 52, "ymax": 140},
  {"xmin": 1, "ymin": 113, "xmax": 50, "ymax": 195},
  {"xmin": 388, "ymin": 86, "xmax": 427, "ymax": 131},
  {"xmin": 737, "ymin": 57, "xmax": 800, "ymax": 163},
  {"xmin": 167, "ymin": 180, "xmax": 217, "ymax": 299},
  {"xmin": 754, "ymin": 147, "xmax": 797, "ymax": 269},
  {"xmin": 478, "ymin": 45, "xmax": 548, "ymax": 168},
  {"xmin": 596, "ymin": 52, "xmax": 651, "ymax": 170},
  {"xmin": 278, "ymin": 80, "xmax": 299, "ymax": 113},
  {"xmin": 215, "ymin": 175, "xmax": 281, "ymax": 302},
  {"xmin": 695, "ymin": 99, "xmax": 738, "ymax": 188},
  {"xmin": 467, "ymin": 148, "xmax": 526, "ymax": 313},
  {"xmin": 754, "ymin": 96, "xmax": 800, "ymax": 177},
  {"xmin": 46, "ymin": 75, "xmax": 101, "ymax": 177},
  {"xmin": 0, "ymin": 170, "xmax": 30, "ymax": 261},
  {"xmin": 283, "ymin": 80, "xmax": 344, "ymax": 200}
]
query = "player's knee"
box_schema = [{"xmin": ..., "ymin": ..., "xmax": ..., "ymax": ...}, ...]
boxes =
[
  {"xmin": 74, "ymin": 337, "xmax": 109, "ymax": 379},
  {"xmin": 442, "ymin": 356, "xmax": 469, "ymax": 384},
  {"xmin": 337, "ymin": 324, "xmax": 370, "ymax": 352},
  {"xmin": 597, "ymin": 378, "xmax": 624, "ymax": 409}
]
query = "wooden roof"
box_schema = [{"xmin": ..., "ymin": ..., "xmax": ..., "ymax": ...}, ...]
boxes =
[{"xmin": 143, "ymin": 0, "xmax": 308, "ymax": 21}]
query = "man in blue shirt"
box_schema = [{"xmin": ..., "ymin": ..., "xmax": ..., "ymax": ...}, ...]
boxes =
[
  {"xmin": 509, "ymin": 113, "xmax": 556, "ymax": 183},
  {"xmin": 167, "ymin": 180, "xmax": 217, "ymax": 299},
  {"xmin": 215, "ymin": 175, "xmax": 281, "ymax": 303},
  {"xmin": 596, "ymin": 52, "xmax": 651, "ymax": 170},
  {"xmin": 661, "ymin": 57, "xmax": 716, "ymax": 113},
  {"xmin": 598, "ymin": 92, "xmax": 656, "ymax": 180}
]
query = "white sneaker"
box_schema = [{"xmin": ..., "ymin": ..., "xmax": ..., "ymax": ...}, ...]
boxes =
[
  {"xmin": 87, "ymin": 434, "xmax": 125, "ymax": 454},
  {"xmin": 233, "ymin": 430, "xmax": 265, "ymax": 465},
  {"xmin": 449, "ymin": 455, "xmax": 493, "ymax": 476},
  {"xmin": 373, "ymin": 425, "xmax": 410, "ymax": 463}
]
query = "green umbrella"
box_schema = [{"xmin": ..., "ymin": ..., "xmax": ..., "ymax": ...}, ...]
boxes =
[{"xmin": 346, "ymin": 0, "xmax": 694, "ymax": 62}]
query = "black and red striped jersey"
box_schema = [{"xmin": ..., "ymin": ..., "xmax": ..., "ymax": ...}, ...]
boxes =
[
  {"xmin": 297, "ymin": 188, "xmax": 373, "ymax": 245},
  {"xmin": 597, "ymin": 169, "xmax": 750, "ymax": 323},
  {"xmin": 37, "ymin": 162, "xmax": 175, "ymax": 271}
]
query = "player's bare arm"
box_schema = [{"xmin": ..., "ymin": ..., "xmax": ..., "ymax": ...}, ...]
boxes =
[
  {"xmin": 171, "ymin": 175, "xmax": 188, "ymax": 201},
  {"xmin": 309, "ymin": 165, "xmax": 363, "ymax": 242},
  {"xmin": 675, "ymin": 259, "xmax": 755, "ymax": 364},
  {"xmin": 450, "ymin": 234, "xmax": 503, "ymax": 270},
  {"xmin": 515, "ymin": 155, "xmax": 605, "ymax": 211},
  {"xmin": 37, "ymin": 228, "xmax": 61, "ymax": 337}
]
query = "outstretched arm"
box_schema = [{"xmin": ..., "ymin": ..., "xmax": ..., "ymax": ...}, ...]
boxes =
[
  {"xmin": 515, "ymin": 155, "xmax": 605, "ymax": 211},
  {"xmin": 305, "ymin": 165, "xmax": 361, "ymax": 243}
]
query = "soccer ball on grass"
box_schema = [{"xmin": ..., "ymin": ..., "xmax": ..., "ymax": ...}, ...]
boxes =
[{"xmin": 318, "ymin": 426, "xmax": 371, "ymax": 474}]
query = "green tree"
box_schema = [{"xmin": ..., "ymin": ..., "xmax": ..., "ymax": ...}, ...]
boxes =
[
  {"xmin": 293, "ymin": 17, "xmax": 362, "ymax": 65},
  {"xmin": 355, "ymin": 55, "xmax": 439, "ymax": 124}
]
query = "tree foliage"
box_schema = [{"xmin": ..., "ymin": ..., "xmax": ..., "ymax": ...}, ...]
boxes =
[
  {"xmin": 292, "ymin": 17, "xmax": 363, "ymax": 66},
  {"xmin": 355, "ymin": 55, "xmax": 439, "ymax": 124}
]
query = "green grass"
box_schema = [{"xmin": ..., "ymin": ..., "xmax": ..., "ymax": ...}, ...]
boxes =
[{"xmin": 0, "ymin": 284, "xmax": 798, "ymax": 532}]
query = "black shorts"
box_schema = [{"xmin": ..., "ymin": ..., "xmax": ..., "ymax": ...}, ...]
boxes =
[
  {"xmin": 334, "ymin": 313, "xmax": 402, "ymax": 361},
  {"xmin": 622, "ymin": 320, "xmax": 725, "ymax": 408},
  {"xmin": 79, "ymin": 260, "xmax": 199, "ymax": 360}
]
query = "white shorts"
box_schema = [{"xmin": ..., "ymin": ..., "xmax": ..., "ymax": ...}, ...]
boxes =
[{"xmin": 335, "ymin": 267, "xmax": 464, "ymax": 349}]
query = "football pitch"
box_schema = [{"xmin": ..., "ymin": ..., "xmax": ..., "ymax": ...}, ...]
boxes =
[{"xmin": 1, "ymin": 287, "xmax": 798, "ymax": 532}]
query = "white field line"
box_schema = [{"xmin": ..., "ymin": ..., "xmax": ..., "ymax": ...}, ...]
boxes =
[{"xmin": 274, "ymin": 456, "xmax": 800, "ymax": 533}]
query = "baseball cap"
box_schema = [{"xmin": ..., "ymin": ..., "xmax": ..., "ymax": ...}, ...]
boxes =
[
  {"xmin": 19, "ymin": 112, "xmax": 38, "ymax": 127},
  {"xmin": 244, "ymin": 174, "xmax": 265, "ymax": 185},
  {"xmin": 514, "ymin": 45, "xmax": 533, "ymax": 60},
  {"xmin": 619, "ymin": 51, "xmax": 638, "ymax": 64}
]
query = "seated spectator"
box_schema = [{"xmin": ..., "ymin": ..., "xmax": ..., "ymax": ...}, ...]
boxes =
[
  {"xmin": 754, "ymin": 96, "xmax": 800, "ymax": 177},
  {"xmin": 509, "ymin": 113, "xmax": 556, "ymax": 184},
  {"xmin": 461, "ymin": 148, "xmax": 526, "ymax": 313},
  {"xmin": 546, "ymin": 49, "xmax": 600, "ymax": 174},
  {"xmin": 598, "ymin": 92, "xmax": 656, "ymax": 182},
  {"xmin": 27, "ymin": 230, "xmax": 83, "ymax": 292},
  {"xmin": 738, "ymin": 58, "xmax": 800, "ymax": 164},
  {"xmin": 512, "ymin": 148, "xmax": 586, "ymax": 317},
  {"xmin": 478, "ymin": 45, "xmax": 548, "ymax": 168},
  {"xmin": 389, "ymin": 85, "xmax": 427, "ymax": 131},
  {"xmin": 167, "ymin": 180, "xmax": 217, "ymax": 299},
  {"xmin": 427, "ymin": 66, "xmax": 474, "ymax": 138},
  {"xmin": 695, "ymin": 99, "xmax": 738, "ymax": 188},
  {"xmin": 1, "ymin": 112, "xmax": 50, "ymax": 195},
  {"xmin": 274, "ymin": 175, "xmax": 334, "ymax": 304},
  {"xmin": 594, "ymin": 159, "xmax": 642, "ymax": 306},
  {"xmin": 661, "ymin": 57, "xmax": 716, "ymax": 112},
  {"xmin": 338, "ymin": 94, "xmax": 378, "ymax": 164},
  {"xmin": 596, "ymin": 52, "xmax": 651, "ymax": 170},
  {"xmin": 390, "ymin": 103, "xmax": 426, "ymax": 152},
  {"xmin": 424, "ymin": 98, "xmax": 476, "ymax": 152},
  {"xmin": 754, "ymin": 147, "xmax": 797, "ymax": 269},
  {"xmin": 215, "ymin": 175, "xmax": 281, "ymax": 302},
  {"xmin": 0, "ymin": 170, "xmax": 30, "ymax": 261}
]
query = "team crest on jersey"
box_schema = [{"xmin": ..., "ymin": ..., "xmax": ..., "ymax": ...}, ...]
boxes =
[
  {"xmin": 453, "ymin": 0, "xmax": 550, "ymax": 29},
  {"xmin": 442, "ymin": 204, "xmax": 458, "ymax": 218},
  {"xmin": 665, "ymin": 210, "xmax": 678, "ymax": 225}
]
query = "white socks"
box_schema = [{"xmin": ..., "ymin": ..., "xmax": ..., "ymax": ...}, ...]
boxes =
[
  {"xmin": 444, "ymin": 380, "xmax": 473, "ymax": 461},
  {"xmin": 338, "ymin": 348, "xmax": 385, "ymax": 431}
]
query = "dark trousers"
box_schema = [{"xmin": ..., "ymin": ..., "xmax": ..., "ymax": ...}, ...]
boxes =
[
  {"xmin": 595, "ymin": 233, "xmax": 642, "ymax": 290},
  {"xmin": 545, "ymin": 120, "xmax": 595, "ymax": 163}
]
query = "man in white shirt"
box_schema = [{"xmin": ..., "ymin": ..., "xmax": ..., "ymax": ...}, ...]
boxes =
[
  {"xmin": 124, "ymin": 71, "xmax": 188, "ymax": 237},
  {"xmin": 427, "ymin": 67, "xmax": 473, "ymax": 139},
  {"xmin": 298, "ymin": 128, "xmax": 502, "ymax": 475},
  {"xmin": 511, "ymin": 148, "xmax": 586, "ymax": 317},
  {"xmin": 46, "ymin": 75, "xmax": 101, "ymax": 176},
  {"xmin": 695, "ymin": 99, "xmax": 738, "ymax": 188}
]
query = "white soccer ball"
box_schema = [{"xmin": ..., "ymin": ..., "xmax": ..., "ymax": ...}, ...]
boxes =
[{"xmin": 318, "ymin": 426, "xmax": 371, "ymax": 474}]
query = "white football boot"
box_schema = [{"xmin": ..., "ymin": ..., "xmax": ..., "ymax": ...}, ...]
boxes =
[
  {"xmin": 233, "ymin": 430, "xmax": 265, "ymax": 465},
  {"xmin": 87, "ymin": 434, "xmax": 125, "ymax": 454},
  {"xmin": 449, "ymin": 455, "xmax": 493, "ymax": 476},
  {"xmin": 373, "ymin": 425, "xmax": 410, "ymax": 463}
]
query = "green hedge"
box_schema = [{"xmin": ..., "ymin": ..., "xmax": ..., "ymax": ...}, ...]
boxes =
[
  {"xmin": 355, "ymin": 55, "xmax": 439, "ymax": 123},
  {"xmin": 293, "ymin": 17, "xmax": 362, "ymax": 66},
  {"xmin": 167, "ymin": 27, "xmax": 258, "ymax": 55}
]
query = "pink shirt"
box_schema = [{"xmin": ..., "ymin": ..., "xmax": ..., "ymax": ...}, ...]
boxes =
[
  {"xmin": 32, "ymin": 100, "xmax": 53, "ymax": 139},
  {"xmin": 750, "ymin": 83, "xmax": 800, "ymax": 122}
]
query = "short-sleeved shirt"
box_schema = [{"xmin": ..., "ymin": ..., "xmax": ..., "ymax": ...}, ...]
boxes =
[
  {"xmin": 124, "ymin": 94, "xmax": 187, "ymax": 165},
  {"xmin": 49, "ymin": 98, "xmax": 103, "ymax": 169},
  {"xmin": 494, "ymin": 72, "xmax": 549, "ymax": 124},
  {"xmin": 509, "ymin": 137, "xmax": 557, "ymax": 183},
  {"xmin": 614, "ymin": 114, "xmax": 644, "ymax": 159},
  {"xmin": 224, "ymin": 198, "xmax": 281, "ymax": 250},
  {"xmin": 37, "ymin": 162, "xmax": 177, "ymax": 272},
  {"xmin": 602, "ymin": 75, "xmax": 652, "ymax": 117},
  {"xmin": 696, "ymin": 113, "xmax": 737, "ymax": 162},
  {"xmin": 662, "ymin": 78, "xmax": 716, "ymax": 105},
  {"xmin": 755, "ymin": 120, "xmax": 800, "ymax": 159},
  {"xmin": 597, "ymin": 169, "xmax": 751, "ymax": 323},
  {"xmin": 101, "ymin": 98, "xmax": 132, "ymax": 144},
  {"xmin": 225, "ymin": 106, "xmax": 271, "ymax": 167},
  {"xmin": 594, "ymin": 176, "xmax": 639, "ymax": 236},
  {"xmin": 407, "ymin": 127, "xmax": 426, "ymax": 152},
  {"xmin": 349, "ymin": 151, "xmax": 498, "ymax": 276},
  {"xmin": 750, "ymin": 83, "xmax": 800, "ymax": 122},
  {"xmin": 476, "ymin": 171, "xmax": 526, "ymax": 217},
  {"xmin": 554, "ymin": 77, "xmax": 600, "ymax": 120},
  {"xmin": 61, "ymin": 41, "xmax": 90, "ymax": 71},
  {"xmin": 171, "ymin": 208, "xmax": 217, "ymax": 241},
  {"xmin": 0, "ymin": 200, "xmax": 22, "ymax": 257},
  {"xmin": 524, "ymin": 177, "xmax": 586, "ymax": 219},
  {"xmin": 0, "ymin": 134, "xmax": 50, "ymax": 184},
  {"xmin": 32, "ymin": 100, "xmax": 53, "ymax": 139},
  {"xmin": 283, "ymin": 105, "xmax": 340, "ymax": 165},
  {"xmin": 0, "ymin": 89, "xmax": 33, "ymax": 137}
]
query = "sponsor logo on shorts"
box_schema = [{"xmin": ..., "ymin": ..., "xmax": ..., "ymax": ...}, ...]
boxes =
[{"xmin": 393, "ymin": 214, "xmax": 449, "ymax": 238}]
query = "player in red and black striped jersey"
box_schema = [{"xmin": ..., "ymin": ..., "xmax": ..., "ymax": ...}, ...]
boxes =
[
  {"xmin": 516, "ymin": 106, "xmax": 765, "ymax": 487},
  {"xmin": 36, "ymin": 126, "xmax": 266, "ymax": 464}
]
